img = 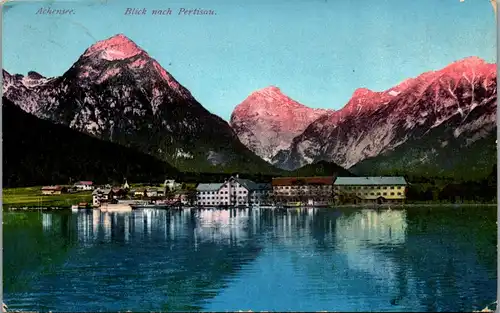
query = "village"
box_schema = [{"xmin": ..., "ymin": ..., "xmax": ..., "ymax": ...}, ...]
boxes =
[{"xmin": 38, "ymin": 174, "xmax": 409, "ymax": 211}]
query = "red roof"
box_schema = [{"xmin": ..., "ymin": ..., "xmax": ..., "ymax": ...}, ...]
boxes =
[
  {"xmin": 272, "ymin": 176, "xmax": 335, "ymax": 186},
  {"xmin": 41, "ymin": 186, "xmax": 63, "ymax": 191},
  {"xmin": 76, "ymin": 181, "xmax": 93, "ymax": 185}
]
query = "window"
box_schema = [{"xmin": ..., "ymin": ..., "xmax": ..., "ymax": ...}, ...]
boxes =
[
  {"xmin": 383, "ymin": 192, "xmax": 387, "ymax": 196},
  {"xmin": 370, "ymin": 192, "xmax": 374, "ymax": 195},
  {"xmin": 390, "ymin": 192, "xmax": 395, "ymax": 196},
  {"xmin": 376, "ymin": 192, "xmax": 381, "ymax": 196},
  {"xmin": 397, "ymin": 192, "xmax": 402, "ymax": 196},
  {"xmin": 390, "ymin": 186, "xmax": 395, "ymax": 189}
]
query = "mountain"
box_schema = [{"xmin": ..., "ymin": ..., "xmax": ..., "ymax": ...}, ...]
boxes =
[
  {"xmin": 350, "ymin": 120, "xmax": 497, "ymax": 181},
  {"xmin": 288, "ymin": 160, "xmax": 354, "ymax": 178},
  {"xmin": 3, "ymin": 97, "xmax": 179, "ymax": 188},
  {"xmin": 230, "ymin": 86, "xmax": 332, "ymax": 163},
  {"xmin": 3, "ymin": 34, "xmax": 281, "ymax": 175},
  {"xmin": 275, "ymin": 57, "xmax": 497, "ymax": 177}
]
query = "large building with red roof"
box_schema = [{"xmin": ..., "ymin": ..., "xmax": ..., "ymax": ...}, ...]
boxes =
[{"xmin": 272, "ymin": 176, "xmax": 335, "ymax": 206}]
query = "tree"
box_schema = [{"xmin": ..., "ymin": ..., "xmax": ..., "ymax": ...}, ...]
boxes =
[
  {"xmin": 186, "ymin": 190, "xmax": 197, "ymax": 206},
  {"xmin": 165, "ymin": 185, "xmax": 171, "ymax": 198}
]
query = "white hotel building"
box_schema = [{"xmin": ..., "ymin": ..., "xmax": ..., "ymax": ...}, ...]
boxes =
[{"xmin": 196, "ymin": 176, "xmax": 271, "ymax": 206}]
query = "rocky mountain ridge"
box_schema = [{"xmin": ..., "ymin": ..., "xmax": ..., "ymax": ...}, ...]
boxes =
[
  {"xmin": 230, "ymin": 86, "xmax": 332, "ymax": 163},
  {"xmin": 3, "ymin": 34, "xmax": 281, "ymax": 175},
  {"xmin": 243, "ymin": 57, "xmax": 497, "ymax": 173}
]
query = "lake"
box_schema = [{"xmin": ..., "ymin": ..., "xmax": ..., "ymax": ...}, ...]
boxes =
[{"xmin": 3, "ymin": 206, "xmax": 497, "ymax": 312}]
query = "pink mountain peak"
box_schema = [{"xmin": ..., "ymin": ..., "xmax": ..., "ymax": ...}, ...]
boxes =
[
  {"xmin": 351, "ymin": 87, "xmax": 375, "ymax": 97},
  {"xmin": 449, "ymin": 56, "xmax": 487, "ymax": 66},
  {"xmin": 232, "ymin": 87, "xmax": 309, "ymax": 120},
  {"xmin": 83, "ymin": 34, "xmax": 144, "ymax": 61},
  {"xmin": 439, "ymin": 56, "xmax": 496, "ymax": 80},
  {"xmin": 337, "ymin": 87, "xmax": 391, "ymax": 117},
  {"xmin": 232, "ymin": 86, "xmax": 331, "ymax": 125}
]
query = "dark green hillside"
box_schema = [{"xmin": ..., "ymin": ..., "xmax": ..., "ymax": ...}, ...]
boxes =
[
  {"xmin": 350, "ymin": 124, "xmax": 497, "ymax": 182},
  {"xmin": 3, "ymin": 97, "xmax": 179, "ymax": 187},
  {"xmin": 349, "ymin": 120, "xmax": 497, "ymax": 203},
  {"xmin": 289, "ymin": 160, "xmax": 354, "ymax": 177}
]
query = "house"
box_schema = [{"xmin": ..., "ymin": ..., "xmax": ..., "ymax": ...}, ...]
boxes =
[
  {"xmin": 133, "ymin": 189, "xmax": 146, "ymax": 198},
  {"xmin": 196, "ymin": 175, "xmax": 266, "ymax": 207},
  {"xmin": 169, "ymin": 191, "xmax": 189, "ymax": 205},
  {"xmin": 333, "ymin": 176, "xmax": 408, "ymax": 204},
  {"xmin": 146, "ymin": 188, "xmax": 159, "ymax": 198},
  {"xmin": 196, "ymin": 183, "xmax": 224, "ymax": 206},
  {"xmin": 164, "ymin": 179, "xmax": 181, "ymax": 191},
  {"xmin": 92, "ymin": 188, "xmax": 114, "ymax": 206},
  {"xmin": 41, "ymin": 186, "xmax": 67, "ymax": 195},
  {"xmin": 74, "ymin": 181, "xmax": 94, "ymax": 191},
  {"xmin": 111, "ymin": 187, "xmax": 128, "ymax": 199},
  {"xmin": 272, "ymin": 176, "xmax": 335, "ymax": 206}
]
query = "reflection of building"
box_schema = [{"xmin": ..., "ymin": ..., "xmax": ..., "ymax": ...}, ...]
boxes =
[
  {"xmin": 335, "ymin": 209, "xmax": 408, "ymax": 284},
  {"xmin": 196, "ymin": 176, "xmax": 271, "ymax": 206},
  {"xmin": 42, "ymin": 212, "xmax": 53, "ymax": 231},
  {"xmin": 272, "ymin": 176, "xmax": 335, "ymax": 206},
  {"xmin": 103, "ymin": 212, "xmax": 111, "ymax": 242},
  {"xmin": 93, "ymin": 210, "xmax": 100, "ymax": 240},
  {"xmin": 334, "ymin": 177, "xmax": 407, "ymax": 204},
  {"xmin": 336, "ymin": 209, "xmax": 407, "ymax": 245},
  {"xmin": 194, "ymin": 208, "xmax": 251, "ymax": 245},
  {"xmin": 77, "ymin": 212, "xmax": 93, "ymax": 244}
]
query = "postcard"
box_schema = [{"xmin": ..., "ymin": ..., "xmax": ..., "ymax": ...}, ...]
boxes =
[{"xmin": 2, "ymin": 0, "xmax": 498, "ymax": 312}]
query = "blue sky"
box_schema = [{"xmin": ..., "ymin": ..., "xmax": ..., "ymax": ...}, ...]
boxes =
[{"xmin": 3, "ymin": 0, "xmax": 496, "ymax": 120}]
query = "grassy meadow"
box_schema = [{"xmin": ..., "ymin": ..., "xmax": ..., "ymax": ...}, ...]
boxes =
[{"xmin": 3, "ymin": 186, "xmax": 92, "ymax": 209}]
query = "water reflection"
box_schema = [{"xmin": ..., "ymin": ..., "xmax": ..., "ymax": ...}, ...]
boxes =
[
  {"xmin": 195, "ymin": 208, "xmax": 251, "ymax": 246},
  {"xmin": 3, "ymin": 207, "xmax": 497, "ymax": 312},
  {"xmin": 42, "ymin": 212, "xmax": 52, "ymax": 232},
  {"xmin": 334, "ymin": 210, "xmax": 412, "ymax": 298},
  {"xmin": 336, "ymin": 209, "xmax": 407, "ymax": 245}
]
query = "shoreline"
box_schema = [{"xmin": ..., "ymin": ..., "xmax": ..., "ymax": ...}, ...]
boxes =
[{"xmin": 2, "ymin": 202, "xmax": 497, "ymax": 211}]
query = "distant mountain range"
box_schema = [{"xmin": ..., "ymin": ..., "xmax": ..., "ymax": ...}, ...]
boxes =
[
  {"xmin": 232, "ymin": 57, "xmax": 497, "ymax": 180},
  {"xmin": 3, "ymin": 33, "xmax": 496, "ymax": 185}
]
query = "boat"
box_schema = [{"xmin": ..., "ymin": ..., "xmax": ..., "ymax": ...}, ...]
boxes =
[
  {"xmin": 71, "ymin": 202, "xmax": 91, "ymax": 211},
  {"xmin": 78, "ymin": 202, "xmax": 91, "ymax": 209}
]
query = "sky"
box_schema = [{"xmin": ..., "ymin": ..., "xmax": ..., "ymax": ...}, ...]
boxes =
[{"xmin": 2, "ymin": 0, "xmax": 497, "ymax": 120}]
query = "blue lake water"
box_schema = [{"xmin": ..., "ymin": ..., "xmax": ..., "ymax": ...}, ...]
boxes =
[{"xmin": 3, "ymin": 206, "xmax": 497, "ymax": 312}]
